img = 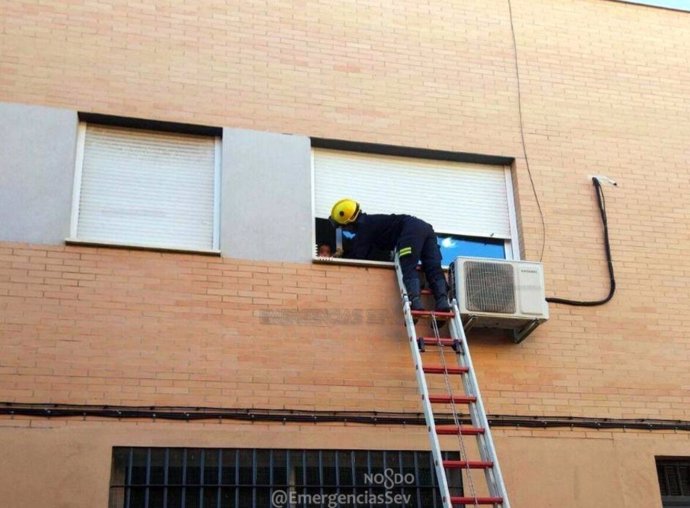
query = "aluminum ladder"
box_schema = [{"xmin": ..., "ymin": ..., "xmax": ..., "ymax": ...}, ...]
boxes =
[{"xmin": 394, "ymin": 254, "xmax": 510, "ymax": 508}]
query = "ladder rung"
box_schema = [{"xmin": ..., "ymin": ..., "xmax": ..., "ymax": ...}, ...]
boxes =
[
  {"xmin": 428, "ymin": 394, "xmax": 476, "ymax": 404},
  {"xmin": 411, "ymin": 310, "xmax": 455, "ymax": 319},
  {"xmin": 451, "ymin": 496, "xmax": 503, "ymax": 505},
  {"xmin": 436, "ymin": 425, "xmax": 485, "ymax": 435},
  {"xmin": 421, "ymin": 288, "xmax": 432, "ymax": 295},
  {"xmin": 421, "ymin": 337, "xmax": 456, "ymax": 347},
  {"xmin": 423, "ymin": 365, "xmax": 469, "ymax": 375},
  {"xmin": 443, "ymin": 459, "xmax": 494, "ymax": 470}
]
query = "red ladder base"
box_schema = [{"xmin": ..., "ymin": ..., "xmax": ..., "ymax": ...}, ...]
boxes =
[
  {"xmin": 411, "ymin": 310, "xmax": 455, "ymax": 319},
  {"xmin": 423, "ymin": 365, "xmax": 469, "ymax": 375},
  {"xmin": 429, "ymin": 394, "xmax": 477, "ymax": 404},
  {"xmin": 443, "ymin": 459, "xmax": 494, "ymax": 469},
  {"xmin": 421, "ymin": 337, "xmax": 457, "ymax": 347},
  {"xmin": 450, "ymin": 496, "xmax": 503, "ymax": 505},
  {"xmin": 436, "ymin": 425, "xmax": 485, "ymax": 435}
]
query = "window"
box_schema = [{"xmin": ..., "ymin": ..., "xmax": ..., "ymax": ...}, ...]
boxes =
[
  {"xmin": 70, "ymin": 122, "xmax": 221, "ymax": 252},
  {"xmin": 109, "ymin": 447, "xmax": 463, "ymax": 508},
  {"xmin": 436, "ymin": 234, "xmax": 506, "ymax": 265},
  {"xmin": 617, "ymin": 1, "xmax": 690, "ymax": 12},
  {"xmin": 312, "ymin": 149, "xmax": 519, "ymax": 265},
  {"xmin": 657, "ymin": 458, "xmax": 690, "ymax": 508}
]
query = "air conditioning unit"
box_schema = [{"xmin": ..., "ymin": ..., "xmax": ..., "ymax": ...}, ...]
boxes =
[{"xmin": 449, "ymin": 257, "xmax": 549, "ymax": 343}]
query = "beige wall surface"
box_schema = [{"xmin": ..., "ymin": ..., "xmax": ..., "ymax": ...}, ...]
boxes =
[
  {"xmin": 1, "ymin": 242, "xmax": 688, "ymax": 421},
  {"xmin": 2, "ymin": 0, "xmax": 689, "ymax": 331},
  {"xmin": 2, "ymin": 0, "xmax": 689, "ymax": 157},
  {"xmin": 1, "ymin": 0, "xmax": 690, "ymax": 506},
  {"xmin": 0, "ymin": 419, "xmax": 687, "ymax": 508}
]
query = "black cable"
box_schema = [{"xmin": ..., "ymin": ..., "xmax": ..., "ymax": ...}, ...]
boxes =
[
  {"xmin": 506, "ymin": 1, "xmax": 616, "ymax": 306},
  {"xmin": 546, "ymin": 178, "xmax": 616, "ymax": 306},
  {"xmin": 507, "ymin": 0, "xmax": 547, "ymax": 262},
  {"xmin": 1, "ymin": 402, "xmax": 687, "ymax": 431}
]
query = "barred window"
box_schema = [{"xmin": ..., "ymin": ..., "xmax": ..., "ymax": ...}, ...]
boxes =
[
  {"xmin": 109, "ymin": 448, "xmax": 463, "ymax": 508},
  {"xmin": 657, "ymin": 458, "xmax": 690, "ymax": 508}
]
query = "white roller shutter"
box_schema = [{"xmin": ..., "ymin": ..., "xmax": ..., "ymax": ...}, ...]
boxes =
[
  {"xmin": 313, "ymin": 149, "xmax": 512, "ymax": 239},
  {"xmin": 73, "ymin": 124, "xmax": 218, "ymax": 251}
]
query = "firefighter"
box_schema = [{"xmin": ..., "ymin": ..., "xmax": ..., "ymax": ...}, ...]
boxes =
[{"xmin": 329, "ymin": 198, "xmax": 451, "ymax": 313}]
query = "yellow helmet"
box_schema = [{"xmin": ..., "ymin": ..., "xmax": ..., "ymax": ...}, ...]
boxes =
[{"xmin": 330, "ymin": 198, "xmax": 361, "ymax": 226}]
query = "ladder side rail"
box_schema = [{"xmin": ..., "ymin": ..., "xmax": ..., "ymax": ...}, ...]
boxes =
[
  {"xmin": 449, "ymin": 301, "xmax": 511, "ymax": 508},
  {"xmin": 394, "ymin": 255, "xmax": 453, "ymax": 508},
  {"xmin": 448, "ymin": 313, "xmax": 501, "ymax": 500}
]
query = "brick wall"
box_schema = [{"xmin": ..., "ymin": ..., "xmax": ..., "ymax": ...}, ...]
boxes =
[
  {"xmin": 0, "ymin": 243, "xmax": 412, "ymax": 409},
  {"xmin": 1, "ymin": 0, "xmax": 690, "ymax": 422},
  {"xmin": 1, "ymin": 241, "xmax": 689, "ymax": 421}
]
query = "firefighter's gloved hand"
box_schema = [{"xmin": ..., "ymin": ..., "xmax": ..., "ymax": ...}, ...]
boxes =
[{"xmin": 333, "ymin": 248, "xmax": 344, "ymax": 258}]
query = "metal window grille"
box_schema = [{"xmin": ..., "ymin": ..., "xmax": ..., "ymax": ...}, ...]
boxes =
[
  {"xmin": 657, "ymin": 458, "xmax": 690, "ymax": 508},
  {"xmin": 109, "ymin": 447, "xmax": 463, "ymax": 508},
  {"xmin": 464, "ymin": 261, "xmax": 516, "ymax": 313}
]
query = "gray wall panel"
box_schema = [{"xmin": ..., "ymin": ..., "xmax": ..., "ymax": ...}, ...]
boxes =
[
  {"xmin": 0, "ymin": 103, "xmax": 78, "ymax": 244},
  {"xmin": 221, "ymin": 128, "xmax": 312, "ymax": 263}
]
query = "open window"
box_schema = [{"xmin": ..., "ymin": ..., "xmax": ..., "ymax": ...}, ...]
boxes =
[{"xmin": 312, "ymin": 148, "xmax": 519, "ymax": 265}]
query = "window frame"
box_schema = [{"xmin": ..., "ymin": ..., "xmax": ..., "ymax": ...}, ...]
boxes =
[
  {"xmin": 612, "ymin": 1, "xmax": 690, "ymax": 13},
  {"xmin": 657, "ymin": 457, "xmax": 690, "ymax": 508},
  {"xmin": 310, "ymin": 148, "xmax": 521, "ymax": 266},
  {"xmin": 68, "ymin": 121, "xmax": 222, "ymax": 254}
]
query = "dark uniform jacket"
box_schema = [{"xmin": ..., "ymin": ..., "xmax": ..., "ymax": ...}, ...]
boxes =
[{"xmin": 343, "ymin": 213, "xmax": 433, "ymax": 260}]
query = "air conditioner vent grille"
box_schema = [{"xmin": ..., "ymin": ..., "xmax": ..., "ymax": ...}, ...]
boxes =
[{"xmin": 464, "ymin": 261, "xmax": 516, "ymax": 313}]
